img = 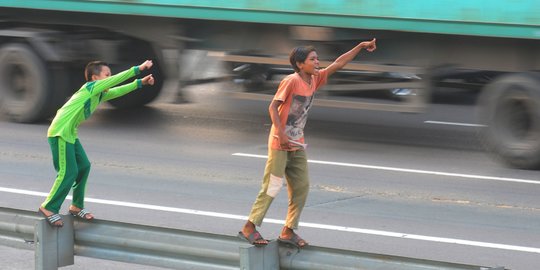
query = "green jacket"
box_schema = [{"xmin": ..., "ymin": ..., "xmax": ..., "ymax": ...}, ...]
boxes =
[{"xmin": 47, "ymin": 66, "xmax": 142, "ymax": 143}]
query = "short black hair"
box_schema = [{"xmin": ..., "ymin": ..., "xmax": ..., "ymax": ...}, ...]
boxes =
[
  {"xmin": 289, "ymin": 46, "xmax": 316, "ymax": 72},
  {"xmin": 84, "ymin": 61, "xmax": 109, "ymax": 82}
]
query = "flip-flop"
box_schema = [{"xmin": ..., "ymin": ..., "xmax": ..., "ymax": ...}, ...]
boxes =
[
  {"xmin": 38, "ymin": 208, "xmax": 63, "ymax": 227},
  {"xmin": 278, "ymin": 233, "xmax": 308, "ymax": 248},
  {"xmin": 237, "ymin": 231, "xmax": 268, "ymax": 247},
  {"xmin": 69, "ymin": 208, "xmax": 94, "ymax": 220}
]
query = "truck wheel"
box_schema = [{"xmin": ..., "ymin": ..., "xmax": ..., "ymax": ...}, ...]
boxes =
[
  {"xmin": 107, "ymin": 43, "xmax": 164, "ymax": 109},
  {"xmin": 0, "ymin": 43, "xmax": 53, "ymax": 123},
  {"xmin": 478, "ymin": 72, "xmax": 540, "ymax": 169}
]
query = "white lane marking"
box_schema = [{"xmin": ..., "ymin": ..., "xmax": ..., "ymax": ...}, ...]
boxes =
[
  {"xmin": 232, "ymin": 153, "xmax": 539, "ymax": 185},
  {"xmin": 2, "ymin": 186, "xmax": 540, "ymax": 254},
  {"xmin": 424, "ymin": 120, "xmax": 486, "ymax": 127}
]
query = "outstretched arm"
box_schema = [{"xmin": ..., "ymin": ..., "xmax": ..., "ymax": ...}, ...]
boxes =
[
  {"xmin": 100, "ymin": 60, "xmax": 154, "ymax": 102},
  {"xmin": 88, "ymin": 60, "xmax": 154, "ymax": 95},
  {"xmin": 325, "ymin": 38, "xmax": 376, "ymax": 76},
  {"xmin": 102, "ymin": 73, "xmax": 155, "ymax": 102}
]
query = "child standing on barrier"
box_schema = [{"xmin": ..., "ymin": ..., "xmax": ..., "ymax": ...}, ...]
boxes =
[
  {"xmin": 38, "ymin": 60, "xmax": 155, "ymax": 227},
  {"xmin": 239, "ymin": 39, "xmax": 377, "ymax": 247}
]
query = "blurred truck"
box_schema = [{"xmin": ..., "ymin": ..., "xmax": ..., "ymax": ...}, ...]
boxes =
[{"xmin": 0, "ymin": 0, "xmax": 539, "ymax": 169}]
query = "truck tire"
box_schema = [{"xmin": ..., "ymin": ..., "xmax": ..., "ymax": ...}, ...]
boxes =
[
  {"xmin": 0, "ymin": 43, "xmax": 54, "ymax": 123},
  {"xmin": 107, "ymin": 43, "xmax": 164, "ymax": 109},
  {"xmin": 478, "ymin": 72, "xmax": 540, "ymax": 169}
]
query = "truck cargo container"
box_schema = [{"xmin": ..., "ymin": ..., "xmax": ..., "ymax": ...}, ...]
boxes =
[{"xmin": 0, "ymin": 0, "xmax": 539, "ymax": 169}]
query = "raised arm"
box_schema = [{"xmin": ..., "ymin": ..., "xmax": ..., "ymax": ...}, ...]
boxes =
[
  {"xmin": 87, "ymin": 60, "xmax": 154, "ymax": 95},
  {"xmin": 102, "ymin": 73, "xmax": 155, "ymax": 102},
  {"xmin": 325, "ymin": 38, "xmax": 376, "ymax": 76}
]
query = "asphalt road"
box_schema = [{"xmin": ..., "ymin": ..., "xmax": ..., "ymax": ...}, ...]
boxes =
[{"xmin": 1, "ymin": 84, "xmax": 539, "ymax": 269}]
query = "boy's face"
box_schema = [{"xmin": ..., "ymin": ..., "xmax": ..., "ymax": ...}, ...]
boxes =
[
  {"xmin": 298, "ymin": 51, "xmax": 319, "ymax": 75},
  {"xmin": 92, "ymin": 65, "xmax": 111, "ymax": 81}
]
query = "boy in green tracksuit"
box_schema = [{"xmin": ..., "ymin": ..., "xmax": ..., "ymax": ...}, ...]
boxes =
[{"xmin": 38, "ymin": 60, "xmax": 155, "ymax": 227}]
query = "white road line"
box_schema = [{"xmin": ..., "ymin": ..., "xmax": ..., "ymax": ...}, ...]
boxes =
[
  {"xmin": 1, "ymin": 186, "xmax": 539, "ymax": 254},
  {"xmin": 232, "ymin": 153, "xmax": 539, "ymax": 185},
  {"xmin": 424, "ymin": 120, "xmax": 486, "ymax": 127}
]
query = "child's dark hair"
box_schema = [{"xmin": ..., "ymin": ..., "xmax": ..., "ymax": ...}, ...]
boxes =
[
  {"xmin": 84, "ymin": 61, "xmax": 109, "ymax": 82},
  {"xmin": 289, "ymin": 46, "xmax": 316, "ymax": 72}
]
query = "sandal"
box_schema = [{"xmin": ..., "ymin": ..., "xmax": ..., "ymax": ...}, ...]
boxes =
[
  {"xmin": 278, "ymin": 233, "xmax": 308, "ymax": 248},
  {"xmin": 69, "ymin": 208, "xmax": 94, "ymax": 220},
  {"xmin": 38, "ymin": 208, "xmax": 63, "ymax": 227},
  {"xmin": 238, "ymin": 230, "xmax": 268, "ymax": 247}
]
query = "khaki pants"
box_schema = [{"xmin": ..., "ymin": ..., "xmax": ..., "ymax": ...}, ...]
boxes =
[{"xmin": 248, "ymin": 149, "xmax": 309, "ymax": 229}]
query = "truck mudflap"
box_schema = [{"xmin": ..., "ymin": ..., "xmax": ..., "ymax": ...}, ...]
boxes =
[{"xmin": 478, "ymin": 72, "xmax": 540, "ymax": 169}]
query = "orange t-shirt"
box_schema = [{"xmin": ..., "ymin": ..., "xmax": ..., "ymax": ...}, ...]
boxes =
[{"xmin": 268, "ymin": 68, "xmax": 329, "ymax": 151}]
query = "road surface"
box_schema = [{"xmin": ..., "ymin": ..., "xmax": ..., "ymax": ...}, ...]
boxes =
[{"xmin": 1, "ymin": 83, "xmax": 539, "ymax": 269}]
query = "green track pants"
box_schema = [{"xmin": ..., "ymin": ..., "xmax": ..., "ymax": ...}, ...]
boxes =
[{"xmin": 41, "ymin": 137, "xmax": 91, "ymax": 213}]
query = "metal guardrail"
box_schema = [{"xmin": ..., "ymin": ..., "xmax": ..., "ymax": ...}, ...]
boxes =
[
  {"xmin": 0, "ymin": 207, "xmax": 506, "ymax": 270},
  {"xmin": 0, "ymin": 207, "xmax": 36, "ymax": 250}
]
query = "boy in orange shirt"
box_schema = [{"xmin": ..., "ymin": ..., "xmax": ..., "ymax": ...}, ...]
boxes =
[{"xmin": 239, "ymin": 39, "xmax": 377, "ymax": 247}]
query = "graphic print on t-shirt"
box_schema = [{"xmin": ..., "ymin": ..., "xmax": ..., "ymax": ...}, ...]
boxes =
[{"xmin": 285, "ymin": 94, "xmax": 314, "ymax": 140}]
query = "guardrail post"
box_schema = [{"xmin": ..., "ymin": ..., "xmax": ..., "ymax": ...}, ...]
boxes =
[
  {"xmin": 35, "ymin": 214, "xmax": 74, "ymax": 270},
  {"xmin": 239, "ymin": 240, "xmax": 279, "ymax": 270}
]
